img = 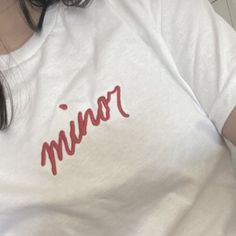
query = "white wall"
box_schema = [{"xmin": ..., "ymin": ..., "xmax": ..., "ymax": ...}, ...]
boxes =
[{"xmin": 210, "ymin": 0, "xmax": 236, "ymax": 30}]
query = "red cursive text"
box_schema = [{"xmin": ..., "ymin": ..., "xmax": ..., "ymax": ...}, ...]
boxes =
[{"xmin": 41, "ymin": 85, "xmax": 130, "ymax": 175}]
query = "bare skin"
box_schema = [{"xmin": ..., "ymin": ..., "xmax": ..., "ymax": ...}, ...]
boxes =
[{"xmin": 0, "ymin": 0, "xmax": 42, "ymax": 55}]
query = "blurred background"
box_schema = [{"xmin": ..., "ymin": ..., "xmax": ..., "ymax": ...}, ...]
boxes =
[
  {"xmin": 210, "ymin": 0, "xmax": 236, "ymax": 30},
  {"xmin": 209, "ymin": 0, "xmax": 236, "ymax": 166}
]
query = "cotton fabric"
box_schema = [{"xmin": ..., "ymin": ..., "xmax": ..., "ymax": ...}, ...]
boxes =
[{"xmin": 0, "ymin": 0, "xmax": 236, "ymax": 235}]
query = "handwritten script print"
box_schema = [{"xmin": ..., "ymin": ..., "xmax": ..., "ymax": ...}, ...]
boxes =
[{"xmin": 41, "ymin": 85, "xmax": 130, "ymax": 175}]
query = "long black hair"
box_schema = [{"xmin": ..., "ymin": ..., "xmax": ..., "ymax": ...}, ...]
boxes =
[{"xmin": 0, "ymin": 0, "xmax": 92, "ymax": 131}]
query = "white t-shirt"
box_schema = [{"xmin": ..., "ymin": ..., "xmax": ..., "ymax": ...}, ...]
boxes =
[{"xmin": 0, "ymin": 0, "xmax": 236, "ymax": 235}]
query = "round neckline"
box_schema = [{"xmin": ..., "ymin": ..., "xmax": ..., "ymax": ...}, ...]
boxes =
[{"xmin": 0, "ymin": 2, "xmax": 61, "ymax": 71}]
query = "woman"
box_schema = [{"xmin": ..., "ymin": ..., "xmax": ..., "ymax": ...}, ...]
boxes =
[{"xmin": 0, "ymin": 0, "xmax": 235, "ymax": 235}]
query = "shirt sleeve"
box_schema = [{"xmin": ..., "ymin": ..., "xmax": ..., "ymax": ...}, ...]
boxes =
[{"xmin": 161, "ymin": 0, "xmax": 236, "ymax": 137}]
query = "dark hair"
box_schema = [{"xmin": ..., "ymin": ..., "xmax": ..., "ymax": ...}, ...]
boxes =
[{"xmin": 0, "ymin": 0, "xmax": 92, "ymax": 131}]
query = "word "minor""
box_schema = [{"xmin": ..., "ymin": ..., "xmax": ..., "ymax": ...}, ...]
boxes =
[{"xmin": 41, "ymin": 85, "xmax": 130, "ymax": 175}]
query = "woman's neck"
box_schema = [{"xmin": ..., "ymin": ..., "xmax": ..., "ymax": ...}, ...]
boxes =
[{"xmin": 0, "ymin": 0, "xmax": 41, "ymax": 55}]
